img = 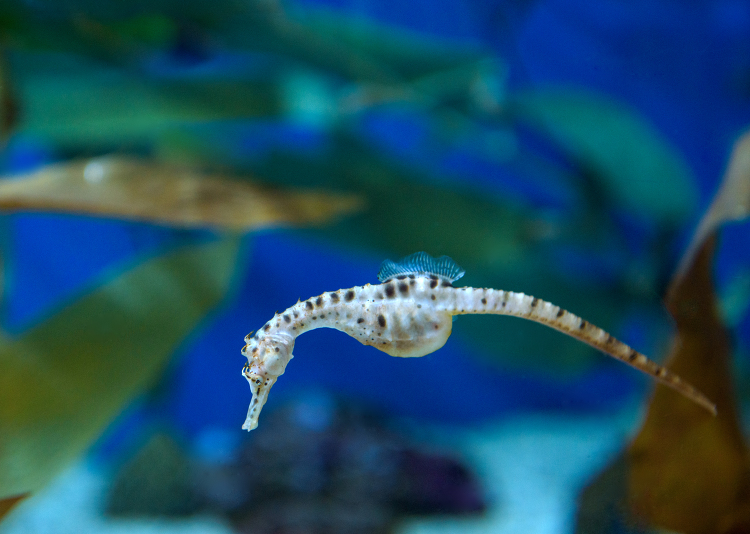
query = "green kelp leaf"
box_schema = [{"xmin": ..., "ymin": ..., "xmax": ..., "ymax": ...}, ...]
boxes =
[
  {"xmin": 511, "ymin": 89, "xmax": 697, "ymax": 224},
  {"xmin": 219, "ymin": 3, "xmax": 486, "ymax": 85},
  {"xmin": 0, "ymin": 237, "xmax": 240, "ymax": 499},
  {"xmin": 0, "ymin": 156, "xmax": 362, "ymax": 231},
  {"xmin": 11, "ymin": 51, "xmax": 279, "ymax": 150},
  {"xmin": 4, "ymin": 1, "xmax": 485, "ymax": 87},
  {"xmin": 0, "ymin": 50, "xmax": 18, "ymax": 144}
]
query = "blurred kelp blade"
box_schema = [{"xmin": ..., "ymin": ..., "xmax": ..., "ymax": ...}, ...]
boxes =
[
  {"xmin": 0, "ymin": 51, "xmax": 17, "ymax": 145},
  {"xmin": 10, "ymin": 51, "xmax": 280, "ymax": 149},
  {"xmin": 0, "ymin": 237, "xmax": 240, "ymax": 499},
  {"xmin": 576, "ymin": 128, "xmax": 750, "ymax": 534},
  {"xmin": 2, "ymin": 0, "xmax": 483, "ymax": 86},
  {"xmin": 676, "ymin": 128, "xmax": 750, "ymax": 284},
  {"xmin": 0, "ymin": 156, "xmax": 362, "ymax": 230},
  {"xmin": 511, "ymin": 89, "xmax": 697, "ymax": 224},
  {"xmin": 0, "ymin": 494, "xmax": 27, "ymax": 522},
  {"xmin": 225, "ymin": 5, "xmax": 486, "ymax": 84},
  {"xmin": 626, "ymin": 236, "xmax": 750, "ymax": 533}
]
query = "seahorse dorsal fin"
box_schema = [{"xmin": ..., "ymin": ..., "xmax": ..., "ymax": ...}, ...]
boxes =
[{"xmin": 377, "ymin": 251, "xmax": 465, "ymax": 283}]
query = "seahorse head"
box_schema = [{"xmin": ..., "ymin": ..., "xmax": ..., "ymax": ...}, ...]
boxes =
[{"xmin": 241, "ymin": 331, "xmax": 295, "ymax": 430}]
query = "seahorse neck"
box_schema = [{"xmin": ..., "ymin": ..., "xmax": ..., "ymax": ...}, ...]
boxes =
[{"xmin": 249, "ymin": 285, "xmax": 371, "ymax": 343}]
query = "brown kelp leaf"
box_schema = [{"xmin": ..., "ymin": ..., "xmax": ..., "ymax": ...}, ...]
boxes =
[
  {"xmin": 576, "ymin": 129, "xmax": 750, "ymax": 534},
  {"xmin": 0, "ymin": 237, "xmax": 239, "ymax": 500},
  {"xmin": 675, "ymin": 128, "xmax": 750, "ymax": 285},
  {"xmin": 627, "ymin": 236, "xmax": 750, "ymax": 533},
  {"xmin": 0, "ymin": 157, "xmax": 361, "ymax": 230},
  {"xmin": 0, "ymin": 50, "xmax": 18, "ymax": 143},
  {"xmin": 0, "ymin": 493, "xmax": 27, "ymax": 521}
]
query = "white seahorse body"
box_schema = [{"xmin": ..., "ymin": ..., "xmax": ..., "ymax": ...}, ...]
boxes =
[{"xmin": 241, "ymin": 252, "xmax": 716, "ymax": 431}]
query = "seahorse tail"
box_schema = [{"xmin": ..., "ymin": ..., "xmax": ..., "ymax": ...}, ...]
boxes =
[{"xmin": 455, "ymin": 288, "xmax": 716, "ymax": 415}]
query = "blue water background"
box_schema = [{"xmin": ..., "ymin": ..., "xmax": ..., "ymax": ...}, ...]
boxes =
[{"xmin": 2, "ymin": 0, "xmax": 750, "ymax": 446}]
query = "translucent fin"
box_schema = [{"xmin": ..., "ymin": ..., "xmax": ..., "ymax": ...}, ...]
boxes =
[{"xmin": 378, "ymin": 251, "xmax": 465, "ymax": 283}]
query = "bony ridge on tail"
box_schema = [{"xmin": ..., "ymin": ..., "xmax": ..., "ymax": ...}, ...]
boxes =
[{"xmin": 240, "ymin": 252, "xmax": 716, "ymax": 430}]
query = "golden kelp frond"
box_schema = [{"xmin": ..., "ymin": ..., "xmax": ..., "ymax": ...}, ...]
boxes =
[
  {"xmin": 0, "ymin": 156, "xmax": 362, "ymax": 230},
  {"xmin": 0, "ymin": 493, "xmax": 27, "ymax": 522},
  {"xmin": 623, "ymin": 131, "xmax": 750, "ymax": 534},
  {"xmin": 576, "ymin": 128, "xmax": 750, "ymax": 534},
  {"xmin": 0, "ymin": 238, "xmax": 239, "ymax": 501},
  {"xmin": 627, "ymin": 235, "xmax": 750, "ymax": 533},
  {"xmin": 674, "ymin": 129, "xmax": 750, "ymax": 286}
]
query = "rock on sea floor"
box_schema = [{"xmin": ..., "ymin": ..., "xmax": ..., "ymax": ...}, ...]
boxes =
[{"xmin": 398, "ymin": 411, "xmax": 639, "ymax": 534}]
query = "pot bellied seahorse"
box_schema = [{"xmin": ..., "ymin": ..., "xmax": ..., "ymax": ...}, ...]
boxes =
[{"xmin": 240, "ymin": 252, "xmax": 716, "ymax": 430}]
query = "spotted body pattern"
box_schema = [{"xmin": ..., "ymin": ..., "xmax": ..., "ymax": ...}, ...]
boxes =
[{"xmin": 241, "ymin": 252, "xmax": 716, "ymax": 430}]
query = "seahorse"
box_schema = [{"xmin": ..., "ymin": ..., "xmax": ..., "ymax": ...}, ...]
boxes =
[{"xmin": 240, "ymin": 252, "xmax": 716, "ymax": 430}]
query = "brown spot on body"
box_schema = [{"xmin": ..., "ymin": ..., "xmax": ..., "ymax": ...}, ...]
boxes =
[
  {"xmin": 628, "ymin": 349, "xmax": 638, "ymax": 361},
  {"xmin": 441, "ymin": 280, "xmax": 452, "ymax": 287},
  {"xmin": 283, "ymin": 314, "xmax": 291, "ymax": 323},
  {"xmin": 345, "ymin": 290, "xmax": 355, "ymax": 302},
  {"xmin": 397, "ymin": 275, "xmax": 407, "ymax": 280},
  {"xmin": 330, "ymin": 292, "xmax": 339, "ymax": 302},
  {"xmin": 385, "ymin": 284, "xmax": 396, "ymax": 298},
  {"xmin": 305, "ymin": 301, "xmax": 314, "ymax": 310},
  {"xmin": 377, "ymin": 314, "xmax": 386, "ymax": 327},
  {"xmin": 293, "ymin": 311, "xmax": 299, "ymax": 318},
  {"xmin": 481, "ymin": 297, "xmax": 487, "ymax": 305},
  {"xmin": 556, "ymin": 308, "xmax": 564, "ymax": 318},
  {"xmin": 531, "ymin": 298, "xmax": 539, "ymax": 308},
  {"xmin": 315, "ymin": 296, "xmax": 323, "ymax": 307},
  {"xmin": 398, "ymin": 282, "xmax": 409, "ymax": 294},
  {"xmin": 376, "ymin": 292, "xmax": 384, "ymax": 299},
  {"xmin": 430, "ymin": 279, "xmax": 438, "ymax": 289},
  {"xmin": 431, "ymin": 294, "xmax": 436, "ymax": 300},
  {"xmin": 263, "ymin": 324, "xmax": 271, "ymax": 331},
  {"xmin": 579, "ymin": 320, "xmax": 587, "ymax": 329},
  {"xmin": 357, "ymin": 317, "xmax": 365, "ymax": 323}
]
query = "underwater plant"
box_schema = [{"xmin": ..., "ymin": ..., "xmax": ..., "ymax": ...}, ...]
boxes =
[{"xmin": 241, "ymin": 251, "xmax": 716, "ymax": 431}]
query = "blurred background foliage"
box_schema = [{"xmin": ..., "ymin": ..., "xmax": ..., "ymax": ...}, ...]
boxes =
[{"xmin": 0, "ymin": 0, "xmax": 749, "ymax": 532}]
